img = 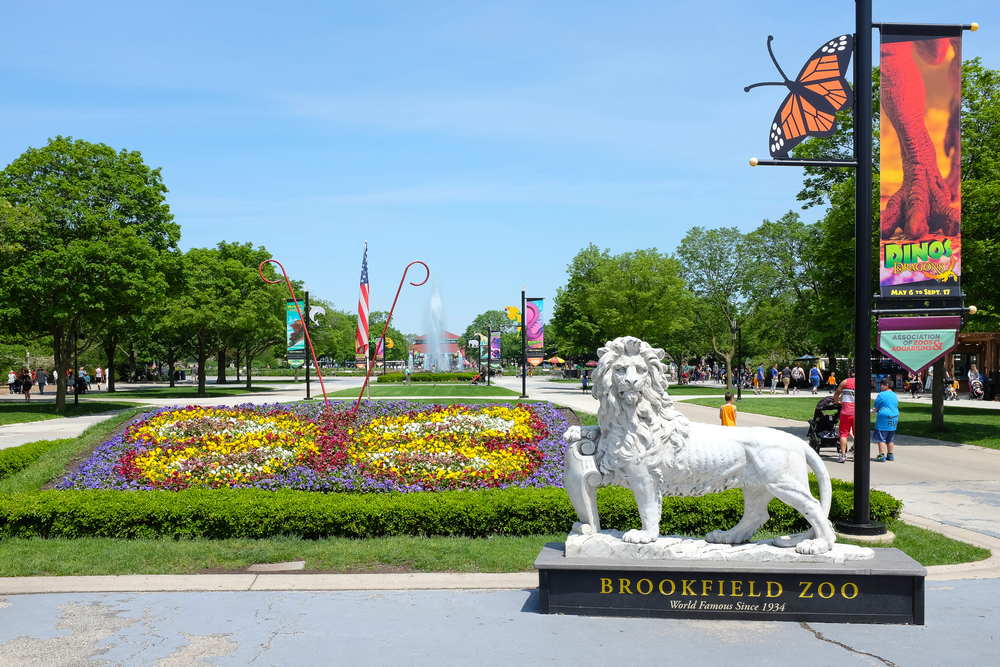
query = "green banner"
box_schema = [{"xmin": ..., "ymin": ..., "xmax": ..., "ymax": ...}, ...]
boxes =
[
  {"xmin": 286, "ymin": 299, "xmax": 305, "ymax": 369},
  {"xmin": 877, "ymin": 329, "xmax": 956, "ymax": 374}
]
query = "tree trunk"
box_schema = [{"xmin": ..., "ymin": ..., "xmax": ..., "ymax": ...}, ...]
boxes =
[
  {"xmin": 53, "ymin": 325, "xmax": 66, "ymax": 413},
  {"xmin": 235, "ymin": 343, "xmax": 241, "ymax": 382},
  {"xmin": 104, "ymin": 333, "xmax": 118, "ymax": 393},
  {"xmin": 711, "ymin": 336, "xmax": 735, "ymax": 392},
  {"xmin": 216, "ymin": 348, "xmax": 227, "ymax": 384},
  {"xmin": 931, "ymin": 357, "xmax": 945, "ymax": 431},
  {"xmin": 167, "ymin": 346, "xmax": 176, "ymax": 389},
  {"xmin": 197, "ymin": 330, "xmax": 208, "ymax": 397},
  {"xmin": 245, "ymin": 349, "xmax": 254, "ymax": 390}
]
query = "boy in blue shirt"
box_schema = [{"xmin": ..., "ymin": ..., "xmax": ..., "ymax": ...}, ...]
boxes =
[{"xmin": 872, "ymin": 377, "xmax": 899, "ymax": 462}]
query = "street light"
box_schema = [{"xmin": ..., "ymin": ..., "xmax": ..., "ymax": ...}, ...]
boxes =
[{"xmin": 730, "ymin": 325, "xmax": 742, "ymax": 401}]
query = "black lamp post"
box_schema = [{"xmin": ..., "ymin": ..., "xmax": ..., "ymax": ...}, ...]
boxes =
[
  {"xmin": 731, "ymin": 325, "xmax": 742, "ymax": 401},
  {"xmin": 304, "ymin": 287, "xmax": 310, "ymax": 400}
]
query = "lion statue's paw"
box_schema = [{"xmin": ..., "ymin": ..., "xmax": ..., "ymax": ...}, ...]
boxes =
[
  {"xmin": 705, "ymin": 528, "xmax": 752, "ymax": 545},
  {"xmin": 795, "ymin": 538, "xmax": 833, "ymax": 555},
  {"xmin": 621, "ymin": 529, "xmax": 659, "ymax": 544},
  {"xmin": 563, "ymin": 426, "xmax": 582, "ymax": 443}
]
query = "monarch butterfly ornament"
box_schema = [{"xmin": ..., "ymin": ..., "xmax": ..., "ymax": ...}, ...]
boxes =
[{"xmin": 745, "ymin": 34, "xmax": 854, "ymax": 158}]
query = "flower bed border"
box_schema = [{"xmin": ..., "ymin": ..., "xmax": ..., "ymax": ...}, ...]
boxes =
[{"xmin": 0, "ymin": 481, "xmax": 901, "ymax": 539}]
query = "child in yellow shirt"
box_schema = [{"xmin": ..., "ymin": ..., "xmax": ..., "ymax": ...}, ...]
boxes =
[{"xmin": 720, "ymin": 392, "xmax": 737, "ymax": 426}]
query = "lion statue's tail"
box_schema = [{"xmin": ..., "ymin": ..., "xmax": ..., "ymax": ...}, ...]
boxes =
[{"xmin": 802, "ymin": 443, "xmax": 832, "ymax": 517}]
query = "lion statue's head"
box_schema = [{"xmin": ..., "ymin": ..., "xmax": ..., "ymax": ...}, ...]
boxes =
[{"xmin": 590, "ymin": 336, "xmax": 689, "ymax": 480}]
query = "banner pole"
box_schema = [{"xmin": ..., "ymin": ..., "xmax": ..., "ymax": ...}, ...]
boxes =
[
  {"xmin": 852, "ymin": 0, "xmax": 875, "ymax": 530},
  {"xmin": 521, "ymin": 288, "xmax": 528, "ymax": 398},
  {"xmin": 305, "ymin": 289, "xmax": 311, "ymax": 400}
]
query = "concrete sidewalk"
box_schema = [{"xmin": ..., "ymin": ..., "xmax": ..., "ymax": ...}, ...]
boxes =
[{"xmin": 0, "ymin": 582, "xmax": 997, "ymax": 666}]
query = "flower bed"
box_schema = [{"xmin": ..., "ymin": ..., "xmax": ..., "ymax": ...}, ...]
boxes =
[{"xmin": 57, "ymin": 401, "xmax": 568, "ymax": 493}]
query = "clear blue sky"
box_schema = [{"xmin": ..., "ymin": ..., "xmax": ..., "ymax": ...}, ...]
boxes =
[{"xmin": 3, "ymin": 1, "xmax": 997, "ymax": 336}]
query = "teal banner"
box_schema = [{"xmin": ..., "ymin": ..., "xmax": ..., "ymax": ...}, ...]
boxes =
[{"xmin": 878, "ymin": 329, "xmax": 956, "ymax": 374}]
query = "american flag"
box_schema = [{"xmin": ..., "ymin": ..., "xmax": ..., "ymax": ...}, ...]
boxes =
[{"xmin": 356, "ymin": 243, "xmax": 369, "ymax": 354}]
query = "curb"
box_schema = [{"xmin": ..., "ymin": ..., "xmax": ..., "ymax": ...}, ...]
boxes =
[
  {"xmin": 0, "ymin": 572, "xmax": 539, "ymax": 596},
  {"xmin": 902, "ymin": 512, "xmax": 1000, "ymax": 581}
]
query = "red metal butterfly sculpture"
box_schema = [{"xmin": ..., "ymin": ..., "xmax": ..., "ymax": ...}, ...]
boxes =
[{"xmin": 745, "ymin": 34, "xmax": 855, "ymax": 158}]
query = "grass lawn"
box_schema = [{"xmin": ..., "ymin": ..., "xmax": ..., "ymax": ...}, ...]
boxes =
[
  {"xmin": 96, "ymin": 386, "xmax": 275, "ymax": 399},
  {"xmin": 0, "ymin": 534, "xmax": 567, "ymax": 576},
  {"xmin": 0, "ymin": 520, "xmax": 987, "ymax": 576},
  {"xmin": 326, "ymin": 384, "xmax": 520, "ymax": 398},
  {"xmin": 0, "ymin": 401, "xmax": 147, "ymax": 427},
  {"xmin": 682, "ymin": 396, "xmax": 1000, "ymax": 449}
]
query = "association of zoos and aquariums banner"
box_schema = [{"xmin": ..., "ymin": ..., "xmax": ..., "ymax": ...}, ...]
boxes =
[
  {"xmin": 285, "ymin": 299, "xmax": 306, "ymax": 369},
  {"xmin": 526, "ymin": 298, "xmax": 544, "ymax": 366},
  {"xmin": 879, "ymin": 27, "xmax": 962, "ymax": 298}
]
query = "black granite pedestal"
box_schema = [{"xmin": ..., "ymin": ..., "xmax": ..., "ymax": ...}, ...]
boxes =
[{"xmin": 535, "ymin": 543, "xmax": 926, "ymax": 624}]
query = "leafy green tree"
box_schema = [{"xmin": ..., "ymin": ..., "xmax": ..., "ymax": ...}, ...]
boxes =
[
  {"xmin": 0, "ymin": 137, "xmax": 178, "ymax": 410},
  {"xmin": 677, "ymin": 227, "xmax": 778, "ymax": 389},
  {"xmin": 550, "ymin": 245, "xmax": 692, "ymax": 360}
]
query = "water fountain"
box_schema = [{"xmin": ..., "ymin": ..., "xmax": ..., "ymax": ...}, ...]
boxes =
[{"xmin": 423, "ymin": 279, "xmax": 448, "ymax": 372}]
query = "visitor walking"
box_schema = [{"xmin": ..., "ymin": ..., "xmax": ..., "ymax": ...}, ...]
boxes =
[
  {"xmin": 924, "ymin": 365, "xmax": 933, "ymax": 392},
  {"xmin": 35, "ymin": 367, "xmax": 47, "ymax": 394},
  {"xmin": 827, "ymin": 370, "xmax": 837, "ymax": 394},
  {"xmin": 7, "ymin": 370, "xmax": 15, "ymax": 394},
  {"xmin": 720, "ymin": 392, "xmax": 737, "ymax": 426},
  {"xmin": 909, "ymin": 371, "xmax": 921, "ymax": 398},
  {"xmin": 20, "ymin": 369, "xmax": 33, "ymax": 401},
  {"xmin": 781, "ymin": 365, "xmax": 792, "ymax": 394},
  {"xmin": 95, "ymin": 366, "xmax": 103, "ymax": 391},
  {"xmin": 404, "ymin": 366, "xmax": 412, "ymax": 385},
  {"xmin": 872, "ymin": 377, "xmax": 899, "ymax": 462},
  {"xmin": 833, "ymin": 369, "xmax": 857, "ymax": 464},
  {"xmin": 770, "ymin": 364, "xmax": 779, "ymax": 394},
  {"xmin": 809, "ymin": 365, "xmax": 821, "ymax": 395},
  {"xmin": 792, "ymin": 363, "xmax": 805, "ymax": 395}
]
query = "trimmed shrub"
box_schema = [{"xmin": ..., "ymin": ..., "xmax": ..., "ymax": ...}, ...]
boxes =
[
  {"xmin": 377, "ymin": 372, "xmax": 477, "ymax": 383},
  {"xmin": 0, "ymin": 439, "xmax": 65, "ymax": 482},
  {"xmin": 0, "ymin": 480, "xmax": 901, "ymax": 539}
]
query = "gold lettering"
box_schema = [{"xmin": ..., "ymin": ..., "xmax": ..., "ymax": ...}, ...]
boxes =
[
  {"xmin": 730, "ymin": 581, "xmax": 743, "ymax": 597},
  {"xmin": 841, "ymin": 583, "xmax": 858, "ymax": 600},
  {"xmin": 718, "ymin": 580, "xmax": 725, "ymax": 597},
  {"xmin": 748, "ymin": 581, "xmax": 761, "ymax": 598},
  {"xmin": 702, "ymin": 580, "xmax": 713, "ymax": 596},
  {"xmin": 818, "ymin": 582, "xmax": 835, "ymax": 599},
  {"xmin": 600, "ymin": 578, "xmax": 613, "ymax": 594},
  {"xmin": 619, "ymin": 579, "xmax": 633, "ymax": 595},
  {"xmin": 766, "ymin": 582, "xmax": 783, "ymax": 598},
  {"xmin": 659, "ymin": 579, "xmax": 676, "ymax": 596},
  {"xmin": 798, "ymin": 581, "xmax": 814, "ymax": 599},
  {"xmin": 636, "ymin": 579, "xmax": 653, "ymax": 595},
  {"xmin": 682, "ymin": 580, "xmax": 696, "ymax": 596}
]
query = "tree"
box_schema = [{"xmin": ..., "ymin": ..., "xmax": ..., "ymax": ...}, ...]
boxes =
[
  {"xmin": 677, "ymin": 227, "xmax": 777, "ymax": 389},
  {"xmin": 549, "ymin": 245, "xmax": 693, "ymax": 360},
  {"xmin": 0, "ymin": 137, "xmax": 178, "ymax": 410}
]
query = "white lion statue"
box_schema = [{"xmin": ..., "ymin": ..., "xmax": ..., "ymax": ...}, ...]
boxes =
[{"xmin": 564, "ymin": 336, "xmax": 836, "ymax": 555}]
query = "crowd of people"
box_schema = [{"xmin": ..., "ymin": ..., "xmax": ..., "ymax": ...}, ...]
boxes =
[{"xmin": 6, "ymin": 367, "xmax": 108, "ymax": 400}]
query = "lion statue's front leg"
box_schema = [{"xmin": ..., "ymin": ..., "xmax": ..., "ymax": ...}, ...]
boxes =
[{"xmin": 563, "ymin": 425, "xmax": 602, "ymax": 535}]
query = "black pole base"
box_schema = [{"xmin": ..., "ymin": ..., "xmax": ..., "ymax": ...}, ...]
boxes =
[{"xmin": 835, "ymin": 520, "xmax": 888, "ymax": 536}]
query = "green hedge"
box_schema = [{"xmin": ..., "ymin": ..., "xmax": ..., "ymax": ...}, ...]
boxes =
[
  {"xmin": 377, "ymin": 372, "xmax": 477, "ymax": 383},
  {"xmin": 0, "ymin": 480, "xmax": 901, "ymax": 540},
  {"xmin": 0, "ymin": 440, "xmax": 65, "ymax": 482}
]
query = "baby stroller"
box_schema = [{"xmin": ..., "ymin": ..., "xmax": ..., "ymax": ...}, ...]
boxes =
[
  {"xmin": 807, "ymin": 395, "xmax": 841, "ymax": 455},
  {"xmin": 970, "ymin": 378, "xmax": 985, "ymax": 400},
  {"xmin": 944, "ymin": 377, "xmax": 959, "ymax": 401}
]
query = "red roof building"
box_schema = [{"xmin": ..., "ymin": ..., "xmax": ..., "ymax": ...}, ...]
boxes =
[{"xmin": 408, "ymin": 331, "xmax": 461, "ymax": 355}]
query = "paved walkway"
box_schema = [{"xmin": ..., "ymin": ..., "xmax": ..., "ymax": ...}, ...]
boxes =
[{"xmin": 0, "ymin": 582, "xmax": 997, "ymax": 666}]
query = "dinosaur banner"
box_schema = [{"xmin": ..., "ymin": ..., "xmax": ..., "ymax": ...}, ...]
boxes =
[
  {"xmin": 526, "ymin": 298, "xmax": 545, "ymax": 366},
  {"xmin": 285, "ymin": 299, "xmax": 306, "ymax": 369},
  {"xmin": 877, "ymin": 316, "xmax": 960, "ymax": 374},
  {"xmin": 879, "ymin": 27, "xmax": 962, "ymax": 298}
]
